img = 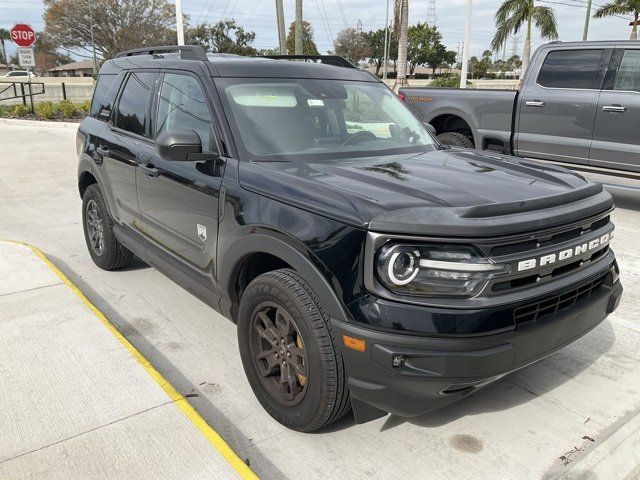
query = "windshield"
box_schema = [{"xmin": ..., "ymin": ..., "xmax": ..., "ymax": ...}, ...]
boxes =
[{"xmin": 218, "ymin": 78, "xmax": 437, "ymax": 162}]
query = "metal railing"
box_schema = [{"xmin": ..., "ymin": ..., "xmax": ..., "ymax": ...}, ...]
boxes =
[{"xmin": 0, "ymin": 81, "xmax": 46, "ymax": 112}]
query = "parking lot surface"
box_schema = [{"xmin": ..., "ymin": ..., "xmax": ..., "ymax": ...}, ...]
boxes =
[{"xmin": 1, "ymin": 122, "xmax": 639, "ymax": 479}]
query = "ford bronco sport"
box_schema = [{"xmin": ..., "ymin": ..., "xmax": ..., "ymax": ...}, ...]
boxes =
[{"xmin": 77, "ymin": 45, "xmax": 623, "ymax": 432}]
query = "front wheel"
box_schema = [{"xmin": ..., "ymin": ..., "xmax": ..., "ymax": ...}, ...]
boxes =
[
  {"xmin": 437, "ymin": 131, "xmax": 475, "ymax": 149},
  {"xmin": 237, "ymin": 269, "xmax": 350, "ymax": 432}
]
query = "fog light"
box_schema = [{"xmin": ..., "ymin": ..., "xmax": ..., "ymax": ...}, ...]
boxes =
[{"xmin": 392, "ymin": 355, "xmax": 405, "ymax": 368}]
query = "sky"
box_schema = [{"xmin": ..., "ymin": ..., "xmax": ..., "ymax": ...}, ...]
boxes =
[{"xmin": 1, "ymin": 0, "xmax": 635, "ymax": 62}]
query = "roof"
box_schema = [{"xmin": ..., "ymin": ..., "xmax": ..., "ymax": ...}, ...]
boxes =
[
  {"xmin": 537, "ymin": 40, "xmax": 640, "ymax": 49},
  {"xmin": 48, "ymin": 60, "xmax": 95, "ymax": 72},
  {"xmin": 100, "ymin": 53, "xmax": 378, "ymax": 82}
]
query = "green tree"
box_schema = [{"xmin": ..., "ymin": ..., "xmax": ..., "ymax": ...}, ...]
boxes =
[
  {"xmin": 491, "ymin": 0, "xmax": 558, "ymax": 78},
  {"xmin": 0, "ymin": 28, "xmax": 10, "ymax": 65},
  {"xmin": 33, "ymin": 33, "xmax": 73, "ymax": 75},
  {"xmin": 186, "ymin": 20, "xmax": 257, "ymax": 55},
  {"xmin": 333, "ymin": 28, "xmax": 371, "ymax": 65},
  {"xmin": 286, "ymin": 21, "xmax": 319, "ymax": 55},
  {"xmin": 469, "ymin": 50, "xmax": 494, "ymax": 78},
  {"xmin": 407, "ymin": 23, "xmax": 456, "ymax": 76},
  {"xmin": 594, "ymin": 0, "xmax": 640, "ymax": 40},
  {"xmin": 44, "ymin": 0, "xmax": 177, "ymax": 60},
  {"xmin": 364, "ymin": 28, "xmax": 397, "ymax": 76}
]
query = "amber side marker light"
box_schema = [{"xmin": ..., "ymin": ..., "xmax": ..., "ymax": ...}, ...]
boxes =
[{"xmin": 342, "ymin": 334, "xmax": 366, "ymax": 352}]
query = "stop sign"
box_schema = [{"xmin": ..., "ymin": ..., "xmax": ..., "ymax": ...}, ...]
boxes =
[{"xmin": 11, "ymin": 24, "xmax": 36, "ymax": 48}]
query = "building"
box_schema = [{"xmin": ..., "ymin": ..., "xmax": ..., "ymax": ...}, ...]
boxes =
[
  {"xmin": 47, "ymin": 60, "xmax": 95, "ymax": 78},
  {"xmin": 0, "ymin": 63, "xmax": 11, "ymax": 75}
]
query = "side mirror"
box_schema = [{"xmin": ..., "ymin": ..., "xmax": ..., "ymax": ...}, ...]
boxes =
[
  {"xmin": 157, "ymin": 129, "xmax": 202, "ymax": 161},
  {"xmin": 423, "ymin": 122, "xmax": 437, "ymax": 136}
]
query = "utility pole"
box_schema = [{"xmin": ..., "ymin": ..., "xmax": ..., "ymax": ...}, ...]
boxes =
[
  {"xmin": 90, "ymin": 4, "xmax": 98, "ymax": 77},
  {"xmin": 383, "ymin": 0, "xmax": 390, "ymax": 80},
  {"xmin": 583, "ymin": 0, "xmax": 593, "ymax": 41},
  {"xmin": 175, "ymin": 0, "xmax": 185, "ymax": 46},
  {"xmin": 427, "ymin": 0, "xmax": 436, "ymax": 28},
  {"xmin": 396, "ymin": 0, "xmax": 409, "ymax": 89},
  {"xmin": 460, "ymin": 0, "xmax": 472, "ymax": 89},
  {"xmin": 295, "ymin": 0, "xmax": 303, "ymax": 54},
  {"xmin": 275, "ymin": 0, "xmax": 287, "ymax": 54}
]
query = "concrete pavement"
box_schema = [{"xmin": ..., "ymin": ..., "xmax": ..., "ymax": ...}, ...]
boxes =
[
  {"xmin": 1, "ymin": 121, "xmax": 639, "ymax": 479},
  {"xmin": 0, "ymin": 241, "xmax": 256, "ymax": 480}
]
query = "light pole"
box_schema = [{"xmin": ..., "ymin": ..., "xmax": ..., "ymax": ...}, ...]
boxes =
[
  {"xmin": 176, "ymin": 0, "xmax": 185, "ymax": 46},
  {"xmin": 383, "ymin": 0, "xmax": 390, "ymax": 80},
  {"xmin": 583, "ymin": 0, "xmax": 593, "ymax": 41},
  {"xmin": 460, "ymin": 0, "xmax": 472, "ymax": 89}
]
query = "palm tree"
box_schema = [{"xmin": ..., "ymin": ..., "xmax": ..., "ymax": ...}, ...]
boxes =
[
  {"xmin": 0, "ymin": 28, "xmax": 10, "ymax": 66},
  {"xmin": 491, "ymin": 0, "xmax": 559, "ymax": 78},
  {"xmin": 594, "ymin": 1, "xmax": 640, "ymax": 40}
]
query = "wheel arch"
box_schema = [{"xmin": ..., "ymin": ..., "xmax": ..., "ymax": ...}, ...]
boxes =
[
  {"xmin": 219, "ymin": 232, "xmax": 349, "ymax": 324},
  {"xmin": 423, "ymin": 107, "xmax": 477, "ymax": 147}
]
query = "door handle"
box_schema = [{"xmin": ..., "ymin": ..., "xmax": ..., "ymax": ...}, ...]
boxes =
[
  {"xmin": 525, "ymin": 100, "xmax": 545, "ymax": 108},
  {"xmin": 139, "ymin": 163, "xmax": 159, "ymax": 177},
  {"xmin": 96, "ymin": 146, "xmax": 110, "ymax": 157},
  {"xmin": 602, "ymin": 105, "xmax": 627, "ymax": 113}
]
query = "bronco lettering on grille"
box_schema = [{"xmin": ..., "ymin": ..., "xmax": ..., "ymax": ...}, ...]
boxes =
[{"xmin": 517, "ymin": 232, "xmax": 613, "ymax": 272}]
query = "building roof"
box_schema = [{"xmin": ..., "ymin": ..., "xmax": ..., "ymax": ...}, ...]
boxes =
[{"xmin": 48, "ymin": 60, "xmax": 95, "ymax": 72}]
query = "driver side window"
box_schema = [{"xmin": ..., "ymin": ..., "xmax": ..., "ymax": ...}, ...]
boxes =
[{"xmin": 156, "ymin": 73, "xmax": 216, "ymax": 152}]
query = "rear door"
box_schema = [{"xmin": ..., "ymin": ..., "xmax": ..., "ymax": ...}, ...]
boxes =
[
  {"xmin": 590, "ymin": 48, "xmax": 640, "ymax": 173},
  {"xmin": 515, "ymin": 48, "xmax": 609, "ymax": 165},
  {"xmin": 136, "ymin": 71, "xmax": 224, "ymax": 271}
]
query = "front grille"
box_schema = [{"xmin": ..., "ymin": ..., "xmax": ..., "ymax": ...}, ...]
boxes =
[
  {"xmin": 513, "ymin": 272, "xmax": 608, "ymax": 324},
  {"xmin": 490, "ymin": 215, "xmax": 610, "ymax": 257}
]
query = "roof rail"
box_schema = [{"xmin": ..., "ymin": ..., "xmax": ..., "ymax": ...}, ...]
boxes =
[
  {"xmin": 262, "ymin": 55, "xmax": 356, "ymax": 69},
  {"xmin": 115, "ymin": 45, "xmax": 208, "ymax": 61}
]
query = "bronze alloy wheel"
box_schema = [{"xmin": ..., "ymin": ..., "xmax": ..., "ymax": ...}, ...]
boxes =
[{"xmin": 249, "ymin": 301, "xmax": 308, "ymax": 406}]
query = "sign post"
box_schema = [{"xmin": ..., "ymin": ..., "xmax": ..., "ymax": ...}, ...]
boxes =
[{"xmin": 11, "ymin": 24, "xmax": 37, "ymax": 113}]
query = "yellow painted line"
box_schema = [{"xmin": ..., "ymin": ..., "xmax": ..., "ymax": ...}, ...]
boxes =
[{"xmin": 2, "ymin": 239, "xmax": 259, "ymax": 480}]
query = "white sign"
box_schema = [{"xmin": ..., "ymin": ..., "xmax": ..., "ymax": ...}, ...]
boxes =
[{"xmin": 17, "ymin": 47, "xmax": 35, "ymax": 68}]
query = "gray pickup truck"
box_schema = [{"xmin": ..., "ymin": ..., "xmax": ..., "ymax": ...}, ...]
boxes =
[{"xmin": 401, "ymin": 41, "xmax": 640, "ymax": 174}]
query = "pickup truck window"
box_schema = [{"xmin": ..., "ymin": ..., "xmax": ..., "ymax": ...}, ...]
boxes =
[
  {"xmin": 114, "ymin": 72, "xmax": 155, "ymax": 137},
  {"xmin": 538, "ymin": 49, "xmax": 604, "ymax": 89},
  {"xmin": 156, "ymin": 73, "xmax": 215, "ymax": 152},
  {"xmin": 614, "ymin": 50, "xmax": 640, "ymax": 93},
  {"xmin": 220, "ymin": 78, "xmax": 436, "ymax": 162}
]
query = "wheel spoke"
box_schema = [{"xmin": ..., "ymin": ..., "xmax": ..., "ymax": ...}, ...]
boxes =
[
  {"xmin": 255, "ymin": 349, "xmax": 279, "ymax": 376},
  {"xmin": 279, "ymin": 363, "xmax": 297, "ymax": 401},
  {"xmin": 254, "ymin": 312, "xmax": 279, "ymax": 344},
  {"xmin": 275, "ymin": 308, "xmax": 292, "ymax": 338}
]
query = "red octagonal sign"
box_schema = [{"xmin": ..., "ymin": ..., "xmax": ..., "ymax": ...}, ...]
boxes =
[{"xmin": 11, "ymin": 24, "xmax": 36, "ymax": 48}]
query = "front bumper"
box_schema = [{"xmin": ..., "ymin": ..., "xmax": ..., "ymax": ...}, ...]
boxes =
[{"xmin": 332, "ymin": 268, "xmax": 623, "ymax": 419}]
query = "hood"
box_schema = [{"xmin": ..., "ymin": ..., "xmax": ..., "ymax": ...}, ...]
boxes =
[{"xmin": 238, "ymin": 149, "xmax": 613, "ymax": 237}]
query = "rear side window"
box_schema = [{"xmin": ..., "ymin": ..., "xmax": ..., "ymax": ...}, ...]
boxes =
[
  {"xmin": 538, "ymin": 50, "xmax": 604, "ymax": 89},
  {"xmin": 614, "ymin": 50, "xmax": 640, "ymax": 93},
  {"xmin": 90, "ymin": 74, "xmax": 119, "ymax": 119},
  {"xmin": 114, "ymin": 72, "xmax": 155, "ymax": 137}
]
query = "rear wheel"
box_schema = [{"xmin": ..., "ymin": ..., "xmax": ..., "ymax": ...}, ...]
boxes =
[
  {"xmin": 238, "ymin": 269, "xmax": 350, "ymax": 432},
  {"xmin": 82, "ymin": 184, "xmax": 133, "ymax": 270},
  {"xmin": 437, "ymin": 131, "xmax": 475, "ymax": 148}
]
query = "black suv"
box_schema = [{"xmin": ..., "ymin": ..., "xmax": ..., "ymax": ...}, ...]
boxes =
[{"xmin": 77, "ymin": 45, "xmax": 623, "ymax": 432}]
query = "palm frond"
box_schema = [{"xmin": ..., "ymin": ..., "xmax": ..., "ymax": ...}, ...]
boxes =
[
  {"xmin": 492, "ymin": 0, "xmax": 531, "ymax": 51},
  {"xmin": 593, "ymin": 1, "xmax": 636, "ymax": 18},
  {"xmin": 533, "ymin": 6, "xmax": 559, "ymax": 40}
]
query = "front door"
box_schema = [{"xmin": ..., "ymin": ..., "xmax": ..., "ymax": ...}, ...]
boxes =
[
  {"xmin": 590, "ymin": 48, "xmax": 640, "ymax": 173},
  {"xmin": 515, "ymin": 48, "xmax": 608, "ymax": 165},
  {"xmin": 136, "ymin": 72, "xmax": 224, "ymax": 271}
]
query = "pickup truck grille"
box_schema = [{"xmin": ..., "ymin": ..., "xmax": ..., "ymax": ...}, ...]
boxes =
[{"xmin": 513, "ymin": 271, "xmax": 608, "ymax": 324}]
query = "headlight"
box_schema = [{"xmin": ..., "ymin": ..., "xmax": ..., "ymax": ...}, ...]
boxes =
[{"xmin": 376, "ymin": 244, "xmax": 508, "ymax": 298}]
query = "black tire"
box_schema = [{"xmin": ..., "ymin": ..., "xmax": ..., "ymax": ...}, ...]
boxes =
[
  {"xmin": 437, "ymin": 131, "xmax": 475, "ymax": 149},
  {"xmin": 238, "ymin": 269, "xmax": 350, "ymax": 432},
  {"xmin": 82, "ymin": 184, "xmax": 133, "ymax": 271}
]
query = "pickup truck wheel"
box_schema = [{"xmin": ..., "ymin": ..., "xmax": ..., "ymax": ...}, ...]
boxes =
[
  {"xmin": 238, "ymin": 269, "xmax": 350, "ymax": 432},
  {"xmin": 82, "ymin": 184, "xmax": 133, "ymax": 270},
  {"xmin": 437, "ymin": 131, "xmax": 475, "ymax": 149}
]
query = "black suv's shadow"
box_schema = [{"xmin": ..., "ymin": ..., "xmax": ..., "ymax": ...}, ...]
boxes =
[{"xmin": 321, "ymin": 319, "xmax": 615, "ymax": 433}]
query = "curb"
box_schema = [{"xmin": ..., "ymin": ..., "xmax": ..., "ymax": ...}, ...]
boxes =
[
  {"xmin": 0, "ymin": 239, "xmax": 260, "ymax": 480},
  {"xmin": 549, "ymin": 406, "xmax": 640, "ymax": 480},
  {"xmin": 0, "ymin": 118, "xmax": 81, "ymax": 129}
]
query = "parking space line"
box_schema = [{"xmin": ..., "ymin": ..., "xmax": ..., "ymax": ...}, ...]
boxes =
[{"xmin": 1, "ymin": 239, "xmax": 259, "ymax": 480}]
